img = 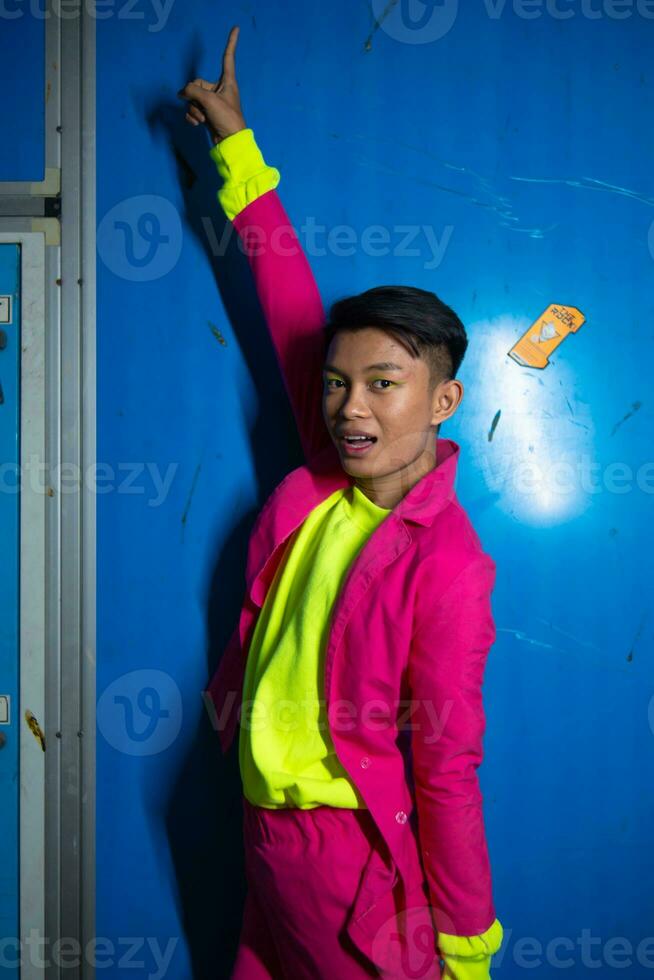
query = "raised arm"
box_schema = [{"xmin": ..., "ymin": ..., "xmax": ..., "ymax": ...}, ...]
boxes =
[
  {"xmin": 177, "ymin": 27, "xmax": 331, "ymax": 462},
  {"xmin": 212, "ymin": 135, "xmax": 330, "ymax": 461}
]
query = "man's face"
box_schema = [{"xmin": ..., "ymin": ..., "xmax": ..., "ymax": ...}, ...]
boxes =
[{"xmin": 321, "ymin": 326, "xmax": 452, "ymax": 487}]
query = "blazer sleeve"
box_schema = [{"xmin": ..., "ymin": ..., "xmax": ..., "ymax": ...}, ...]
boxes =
[
  {"xmin": 209, "ymin": 129, "xmax": 331, "ymax": 462},
  {"xmin": 407, "ymin": 553, "xmax": 503, "ymax": 959}
]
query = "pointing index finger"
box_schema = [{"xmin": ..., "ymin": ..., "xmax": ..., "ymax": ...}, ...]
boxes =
[{"xmin": 216, "ymin": 24, "xmax": 240, "ymax": 91}]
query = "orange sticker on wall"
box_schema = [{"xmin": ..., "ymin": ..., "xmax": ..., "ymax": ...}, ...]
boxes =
[{"xmin": 508, "ymin": 304, "xmax": 585, "ymax": 368}]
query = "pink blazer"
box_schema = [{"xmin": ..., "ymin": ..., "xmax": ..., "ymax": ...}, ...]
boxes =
[{"xmin": 205, "ymin": 189, "xmax": 499, "ymax": 955}]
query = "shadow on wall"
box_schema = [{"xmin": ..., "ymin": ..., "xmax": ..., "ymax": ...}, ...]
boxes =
[{"xmin": 146, "ymin": 63, "xmax": 306, "ymax": 979}]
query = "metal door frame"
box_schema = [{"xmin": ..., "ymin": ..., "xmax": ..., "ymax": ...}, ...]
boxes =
[
  {"xmin": 0, "ymin": 228, "xmax": 47, "ymax": 980},
  {"xmin": 0, "ymin": 4, "xmax": 97, "ymax": 978}
]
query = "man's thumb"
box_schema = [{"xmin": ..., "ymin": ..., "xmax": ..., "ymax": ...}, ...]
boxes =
[{"xmin": 177, "ymin": 82, "xmax": 211, "ymax": 106}]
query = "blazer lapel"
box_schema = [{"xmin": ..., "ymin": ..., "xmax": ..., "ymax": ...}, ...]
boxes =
[{"xmin": 247, "ymin": 445, "xmax": 351, "ymax": 607}]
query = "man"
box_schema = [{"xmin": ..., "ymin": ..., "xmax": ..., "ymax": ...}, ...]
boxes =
[{"xmin": 179, "ymin": 24, "xmax": 504, "ymax": 980}]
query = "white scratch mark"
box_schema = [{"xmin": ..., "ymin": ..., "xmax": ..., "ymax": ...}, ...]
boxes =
[
  {"xmin": 535, "ymin": 617, "xmax": 600, "ymax": 650},
  {"xmin": 509, "ymin": 175, "xmax": 654, "ymax": 209},
  {"xmin": 497, "ymin": 628, "xmax": 561, "ymax": 651}
]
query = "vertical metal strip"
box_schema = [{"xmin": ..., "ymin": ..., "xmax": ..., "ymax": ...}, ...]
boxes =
[
  {"xmin": 43, "ymin": 9, "xmax": 63, "ymax": 979},
  {"xmin": 80, "ymin": 5, "xmax": 97, "ymax": 977},
  {"xmin": 59, "ymin": 2, "xmax": 82, "ymax": 965},
  {"xmin": 57, "ymin": 1, "xmax": 96, "ymax": 976},
  {"xmin": 44, "ymin": 229, "xmax": 62, "ymax": 980}
]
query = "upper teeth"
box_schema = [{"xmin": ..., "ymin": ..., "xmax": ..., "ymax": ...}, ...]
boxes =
[{"xmin": 346, "ymin": 436, "xmax": 368, "ymax": 441}]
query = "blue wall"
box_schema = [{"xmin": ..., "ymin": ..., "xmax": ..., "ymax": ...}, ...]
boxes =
[
  {"xmin": 93, "ymin": 4, "xmax": 653, "ymax": 978},
  {"xmin": 0, "ymin": 16, "xmax": 44, "ymax": 181}
]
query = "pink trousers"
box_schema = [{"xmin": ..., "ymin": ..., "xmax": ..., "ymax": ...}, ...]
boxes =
[{"xmin": 230, "ymin": 797, "xmax": 443, "ymax": 980}]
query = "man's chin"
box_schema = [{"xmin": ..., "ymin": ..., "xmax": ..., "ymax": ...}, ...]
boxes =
[{"xmin": 341, "ymin": 459, "xmax": 372, "ymax": 476}]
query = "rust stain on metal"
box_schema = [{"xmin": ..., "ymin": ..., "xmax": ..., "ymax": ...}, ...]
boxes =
[{"xmin": 25, "ymin": 710, "xmax": 46, "ymax": 752}]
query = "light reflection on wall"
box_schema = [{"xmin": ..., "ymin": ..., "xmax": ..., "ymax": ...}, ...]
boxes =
[{"xmin": 459, "ymin": 315, "xmax": 595, "ymax": 528}]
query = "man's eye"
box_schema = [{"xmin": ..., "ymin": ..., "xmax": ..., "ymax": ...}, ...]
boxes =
[{"xmin": 324, "ymin": 378, "xmax": 395, "ymax": 390}]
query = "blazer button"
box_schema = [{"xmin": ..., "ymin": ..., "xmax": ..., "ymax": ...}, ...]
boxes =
[
  {"xmin": 395, "ymin": 810, "xmax": 408, "ymax": 825},
  {"xmin": 360, "ymin": 756, "xmax": 371, "ymax": 769}
]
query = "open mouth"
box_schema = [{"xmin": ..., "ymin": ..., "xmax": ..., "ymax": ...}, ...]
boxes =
[{"xmin": 339, "ymin": 435, "xmax": 377, "ymax": 454}]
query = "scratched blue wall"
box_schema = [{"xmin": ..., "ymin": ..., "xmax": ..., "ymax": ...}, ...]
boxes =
[
  {"xmin": 95, "ymin": 4, "xmax": 654, "ymax": 978},
  {"xmin": 0, "ymin": 15, "xmax": 44, "ymax": 181}
]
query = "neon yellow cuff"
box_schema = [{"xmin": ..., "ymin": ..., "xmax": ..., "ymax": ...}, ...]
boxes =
[
  {"xmin": 440, "ymin": 952, "xmax": 492, "ymax": 980},
  {"xmin": 208, "ymin": 127, "xmax": 280, "ymax": 222},
  {"xmin": 438, "ymin": 917, "xmax": 504, "ymax": 959}
]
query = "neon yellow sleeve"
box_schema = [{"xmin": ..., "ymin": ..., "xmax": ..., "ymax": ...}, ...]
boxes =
[
  {"xmin": 208, "ymin": 127, "xmax": 280, "ymax": 222},
  {"xmin": 439, "ymin": 917, "xmax": 504, "ymax": 979}
]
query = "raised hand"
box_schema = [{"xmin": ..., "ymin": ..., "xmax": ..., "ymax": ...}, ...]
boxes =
[{"xmin": 177, "ymin": 25, "xmax": 246, "ymax": 144}]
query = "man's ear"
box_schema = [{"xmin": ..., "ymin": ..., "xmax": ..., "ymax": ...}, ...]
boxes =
[{"xmin": 431, "ymin": 377, "xmax": 463, "ymax": 427}]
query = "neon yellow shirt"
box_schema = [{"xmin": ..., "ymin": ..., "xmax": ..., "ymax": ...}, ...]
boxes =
[{"xmin": 239, "ymin": 483, "xmax": 390, "ymax": 808}]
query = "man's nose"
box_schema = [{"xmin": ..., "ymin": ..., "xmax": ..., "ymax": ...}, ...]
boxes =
[{"xmin": 339, "ymin": 385, "xmax": 369, "ymax": 417}]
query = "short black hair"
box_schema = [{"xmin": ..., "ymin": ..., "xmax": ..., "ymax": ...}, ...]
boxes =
[{"xmin": 324, "ymin": 285, "xmax": 468, "ymax": 386}]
